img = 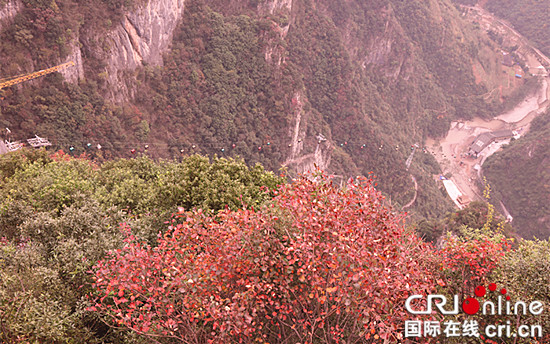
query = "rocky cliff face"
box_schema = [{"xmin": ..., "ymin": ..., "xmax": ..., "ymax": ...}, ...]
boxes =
[
  {"xmin": 0, "ymin": 0, "xmax": 22, "ymax": 32},
  {"xmin": 283, "ymin": 91, "xmax": 332, "ymax": 173},
  {"xmin": 100, "ymin": 0, "xmax": 186, "ymax": 101},
  {"xmin": 359, "ymin": 8, "xmax": 412, "ymax": 80},
  {"xmin": 255, "ymin": 0, "xmax": 413, "ymax": 174},
  {"xmin": 258, "ymin": 0, "xmax": 292, "ymax": 15},
  {"xmin": 59, "ymin": 43, "xmax": 85, "ymax": 83},
  {"xmin": 257, "ymin": 0, "xmax": 335, "ymax": 174}
]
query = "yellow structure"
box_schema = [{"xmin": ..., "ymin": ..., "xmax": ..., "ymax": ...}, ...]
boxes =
[{"xmin": 0, "ymin": 61, "xmax": 75, "ymax": 90}]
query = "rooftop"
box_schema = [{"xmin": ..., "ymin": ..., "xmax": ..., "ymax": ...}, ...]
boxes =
[{"xmin": 469, "ymin": 130, "xmax": 514, "ymax": 154}]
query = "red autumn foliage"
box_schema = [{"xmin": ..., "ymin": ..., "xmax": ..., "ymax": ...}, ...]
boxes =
[
  {"xmin": 88, "ymin": 172, "xmax": 437, "ymax": 343},
  {"xmin": 438, "ymin": 235, "xmax": 510, "ymax": 296}
]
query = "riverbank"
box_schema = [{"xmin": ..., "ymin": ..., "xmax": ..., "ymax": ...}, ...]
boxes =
[
  {"xmin": 425, "ymin": 4, "xmax": 550, "ymax": 210},
  {"xmin": 427, "ymin": 73, "xmax": 549, "ymax": 209}
]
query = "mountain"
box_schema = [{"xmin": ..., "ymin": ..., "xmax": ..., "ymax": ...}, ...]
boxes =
[
  {"xmin": 484, "ymin": 112, "xmax": 550, "ymax": 239},
  {"xmin": 1, "ymin": 0, "xmax": 548, "ymax": 341},
  {"xmin": 449, "ymin": 0, "xmax": 550, "ymax": 239},
  {"xmin": 454, "ymin": 0, "xmax": 550, "ymax": 57},
  {"xmin": 0, "ymin": 0, "xmax": 527, "ymax": 218}
]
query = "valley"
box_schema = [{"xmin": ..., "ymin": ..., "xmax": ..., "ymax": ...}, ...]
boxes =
[
  {"xmin": 1, "ymin": 0, "xmax": 550, "ymax": 342},
  {"xmin": 0, "ymin": 0, "xmax": 546, "ymax": 225},
  {"xmin": 427, "ymin": 3, "xmax": 550, "ymax": 220}
]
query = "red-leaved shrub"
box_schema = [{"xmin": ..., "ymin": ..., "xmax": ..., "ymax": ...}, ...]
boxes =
[{"xmin": 88, "ymin": 173, "xmax": 437, "ymax": 343}]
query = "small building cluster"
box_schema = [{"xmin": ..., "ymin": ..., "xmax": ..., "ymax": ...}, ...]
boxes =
[
  {"xmin": 468, "ymin": 130, "xmax": 514, "ymax": 157},
  {"xmin": 442, "ymin": 179, "xmax": 470, "ymax": 209},
  {"xmin": 535, "ymin": 65, "xmax": 548, "ymax": 77}
]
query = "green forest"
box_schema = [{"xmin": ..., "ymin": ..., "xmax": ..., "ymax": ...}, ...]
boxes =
[{"xmin": 484, "ymin": 111, "xmax": 550, "ymax": 239}]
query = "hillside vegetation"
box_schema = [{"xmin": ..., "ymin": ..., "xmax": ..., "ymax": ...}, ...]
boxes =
[
  {"xmin": 484, "ymin": 112, "xmax": 550, "ymax": 239},
  {"xmin": 1, "ymin": 149, "xmax": 547, "ymax": 343},
  {"xmin": 1, "ymin": 0, "xmax": 549, "ymax": 342},
  {"xmin": 0, "ymin": 149, "xmax": 281, "ymax": 342},
  {"xmin": 0, "ymin": 0, "xmax": 525, "ymax": 219},
  {"xmin": 484, "ymin": 0, "xmax": 550, "ymax": 57},
  {"xmin": 449, "ymin": 0, "xmax": 550, "ymax": 239},
  {"xmin": 452, "ymin": 0, "xmax": 550, "ymax": 57}
]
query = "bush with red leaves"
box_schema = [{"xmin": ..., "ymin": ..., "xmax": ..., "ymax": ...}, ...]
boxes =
[{"xmin": 88, "ymin": 172, "xmax": 437, "ymax": 343}]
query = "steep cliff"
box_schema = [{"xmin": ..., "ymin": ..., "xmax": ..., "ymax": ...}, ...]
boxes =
[
  {"xmin": 0, "ymin": 0, "xmax": 22, "ymax": 32},
  {"xmin": 283, "ymin": 91, "xmax": 332, "ymax": 174},
  {"xmin": 58, "ymin": 43, "xmax": 84, "ymax": 83},
  {"xmin": 90, "ymin": 0, "xmax": 186, "ymax": 101},
  {"xmin": 258, "ymin": 0, "xmax": 292, "ymax": 16}
]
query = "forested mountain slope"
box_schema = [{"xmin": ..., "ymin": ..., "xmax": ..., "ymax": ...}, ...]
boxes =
[
  {"xmin": 0, "ymin": 0, "xmax": 522, "ymax": 217},
  {"xmin": 2, "ymin": 1, "xmax": 549, "ymax": 341},
  {"xmin": 484, "ymin": 112, "xmax": 550, "ymax": 239},
  {"xmin": 454, "ymin": 0, "xmax": 550, "ymax": 57},
  {"xmin": 451, "ymin": 0, "xmax": 550, "ymax": 239},
  {"xmin": 485, "ymin": 0, "xmax": 550, "ymax": 57}
]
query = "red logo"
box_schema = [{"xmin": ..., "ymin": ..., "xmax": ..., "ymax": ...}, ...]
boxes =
[{"xmin": 462, "ymin": 282, "xmax": 512, "ymax": 315}]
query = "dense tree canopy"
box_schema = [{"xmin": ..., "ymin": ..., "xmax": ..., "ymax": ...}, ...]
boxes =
[
  {"xmin": 484, "ymin": 112, "xmax": 550, "ymax": 239},
  {"xmin": 0, "ymin": 150, "xmax": 546, "ymax": 343},
  {"xmin": 0, "ymin": 150, "xmax": 281, "ymax": 343}
]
